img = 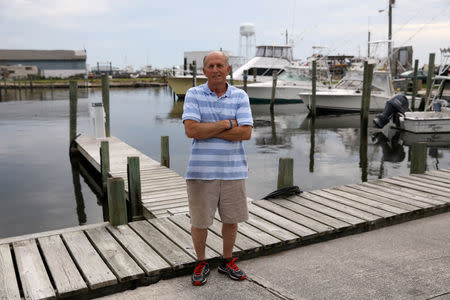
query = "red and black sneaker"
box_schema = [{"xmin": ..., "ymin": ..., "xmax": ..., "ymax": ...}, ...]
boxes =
[
  {"xmin": 192, "ymin": 260, "xmax": 210, "ymax": 286},
  {"xmin": 218, "ymin": 257, "xmax": 246, "ymax": 281}
]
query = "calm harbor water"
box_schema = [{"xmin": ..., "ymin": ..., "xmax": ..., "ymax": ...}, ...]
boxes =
[{"xmin": 1, "ymin": 86, "xmax": 450, "ymax": 238}]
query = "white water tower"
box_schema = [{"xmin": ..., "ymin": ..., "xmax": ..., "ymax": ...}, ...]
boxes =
[{"xmin": 239, "ymin": 23, "xmax": 255, "ymax": 61}]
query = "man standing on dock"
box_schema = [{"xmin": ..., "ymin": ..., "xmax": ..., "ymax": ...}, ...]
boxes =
[{"xmin": 182, "ymin": 51, "xmax": 253, "ymax": 286}]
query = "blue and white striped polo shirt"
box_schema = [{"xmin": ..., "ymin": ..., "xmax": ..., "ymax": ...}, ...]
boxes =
[{"xmin": 182, "ymin": 83, "xmax": 253, "ymax": 180}]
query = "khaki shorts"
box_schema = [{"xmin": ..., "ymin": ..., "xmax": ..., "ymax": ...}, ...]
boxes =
[{"xmin": 186, "ymin": 179, "xmax": 248, "ymax": 229}]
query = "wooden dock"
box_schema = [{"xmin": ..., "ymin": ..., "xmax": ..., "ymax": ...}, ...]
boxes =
[
  {"xmin": 1, "ymin": 136, "xmax": 450, "ymax": 299},
  {"xmin": 75, "ymin": 136, "xmax": 189, "ymax": 218}
]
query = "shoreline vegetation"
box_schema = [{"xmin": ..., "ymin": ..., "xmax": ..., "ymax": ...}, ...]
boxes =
[{"xmin": 0, "ymin": 77, "xmax": 167, "ymax": 89}]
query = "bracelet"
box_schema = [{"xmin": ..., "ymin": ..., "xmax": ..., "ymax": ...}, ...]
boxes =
[{"xmin": 228, "ymin": 120, "xmax": 233, "ymax": 130}]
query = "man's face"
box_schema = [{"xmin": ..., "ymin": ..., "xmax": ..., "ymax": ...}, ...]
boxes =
[{"xmin": 202, "ymin": 53, "xmax": 231, "ymax": 86}]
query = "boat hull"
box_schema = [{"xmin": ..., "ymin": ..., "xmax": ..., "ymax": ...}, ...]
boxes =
[
  {"xmin": 299, "ymin": 90, "xmax": 421, "ymax": 114},
  {"xmin": 401, "ymin": 111, "xmax": 450, "ymax": 133}
]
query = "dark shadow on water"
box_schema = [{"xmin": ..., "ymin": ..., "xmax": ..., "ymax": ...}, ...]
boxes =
[{"xmin": 69, "ymin": 151, "xmax": 109, "ymax": 223}]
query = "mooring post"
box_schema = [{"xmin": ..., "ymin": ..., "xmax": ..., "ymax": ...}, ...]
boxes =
[
  {"xmin": 311, "ymin": 60, "xmax": 317, "ymax": 118},
  {"xmin": 277, "ymin": 158, "xmax": 294, "ymax": 189},
  {"xmin": 410, "ymin": 142, "xmax": 427, "ymax": 174},
  {"xmin": 253, "ymin": 67, "xmax": 257, "ymax": 82},
  {"xmin": 69, "ymin": 80, "xmax": 78, "ymax": 144},
  {"xmin": 184, "ymin": 57, "xmax": 187, "ymax": 76},
  {"xmin": 403, "ymin": 77, "xmax": 409, "ymax": 94},
  {"xmin": 411, "ymin": 59, "xmax": 419, "ymax": 111},
  {"xmin": 192, "ymin": 60, "xmax": 197, "ymax": 87},
  {"xmin": 29, "ymin": 75, "xmax": 33, "ymax": 90},
  {"xmin": 127, "ymin": 156, "xmax": 142, "ymax": 219},
  {"xmin": 425, "ymin": 53, "xmax": 435, "ymax": 110},
  {"xmin": 270, "ymin": 70, "xmax": 278, "ymax": 112},
  {"xmin": 161, "ymin": 136, "xmax": 170, "ymax": 168},
  {"xmin": 107, "ymin": 177, "xmax": 128, "ymax": 226},
  {"xmin": 100, "ymin": 140, "xmax": 110, "ymax": 191},
  {"xmin": 361, "ymin": 61, "xmax": 375, "ymax": 132},
  {"xmin": 230, "ymin": 65, "xmax": 234, "ymax": 86},
  {"xmin": 243, "ymin": 69, "xmax": 248, "ymax": 93},
  {"xmin": 101, "ymin": 74, "xmax": 111, "ymax": 137}
]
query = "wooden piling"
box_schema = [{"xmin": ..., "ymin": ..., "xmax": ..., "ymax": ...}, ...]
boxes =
[
  {"xmin": 69, "ymin": 81, "xmax": 78, "ymax": 143},
  {"xmin": 192, "ymin": 60, "xmax": 197, "ymax": 87},
  {"xmin": 403, "ymin": 77, "xmax": 409, "ymax": 94},
  {"xmin": 100, "ymin": 141, "xmax": 110, "ymax": 190},
  {"xmin": 411, "ymin": 59, "xmax": 419, "ymax": 111},
  {"xmin": 410, "ymin": 142, "xmax": 427, "ymax": 174},
  {"xmin": 107, "ymin": 177, "xmax": 128, "ymax": 226},
  {"xmin": 161, "ymin": 136, "xmax": 170, "ymax": 168},
  {"xmin": 309, "ymin": 118, "xmax": 315, "ymax": 173},
  {"xmin": 127, "ymin": 156, "xmax": 142, "ymax": 219},
  {"xmin": 360, "ymin": 61, "xmax": 375, "ymax": 132},
  {"xmin": 425, "ymin": 53, "xmax": 435, "ymax": 109},
  {"xmin": 311, "ymin": 60, "xmax": 317, "ymax": 118},
  {"xmin": 270, "ymin": 71, "xmax": 278, "ymax": 112},
  {"xmin": 101, "ymin": 74, "xmax": 110, "ymax": 137},
  {"xmin": 277, "ymin": 158, "xmax": 293, "ymax": 189},
  {"xmin": 29, "ymin": 76, "xmax": 33, "ymax": 90},
  {"xmin": 253, "ymin": 68, "xmax": 257, "ymax": 82},
  {"xmin": 230, "ymin": 66, "xmax": 234, "ymax": 86},
  {"xmin": 243, "ymin": 69, "xmax": 248, "ymax": 93}
]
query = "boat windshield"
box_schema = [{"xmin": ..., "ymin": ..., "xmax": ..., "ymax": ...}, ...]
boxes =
[
  {"xmin": 336, "ymin": 70, "xmax": 391, "ymax": 93},
  {"xmin": 278, "ymin": 67, "xmax": 311, "ymax": 81},
  {"xmin": 255, "ymin": 46, "xmax": 293, "ymax": 61}
]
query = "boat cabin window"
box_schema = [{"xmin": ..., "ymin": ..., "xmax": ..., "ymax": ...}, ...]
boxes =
[
  {"xmin": 248, "ymin": 68, "xmax": 284, "ymax": 77},
  {"xmin": 255, "ymin": 46, "xmax": 293, "ymax": 61}
]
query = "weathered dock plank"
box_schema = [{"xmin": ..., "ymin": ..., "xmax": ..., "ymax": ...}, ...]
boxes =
[
  {"xmin": 272, "ymin": 198, "xmax": 351, "ymax": 230},
  {"xmin": 169, "ymin": 214, "xmax": 241, "ymax": 255},
  {"xmin": 208, "ymin": 217, "xmax": 262, "ymax": 252},
  {"xmin": 254, "ymin": 200, "xmax": 334, "ymax": 233},
  {"xmin": 106, "ymin": 224, "xmax": 171, "ymax": 276},
  {"xmin": 0, "ymin": 244, "xmax": 21, "ymax": 300},
  {"xmin": 62, "ymin": 231, "xmax": 117, "ymax": 289},
  {"xmin": 38, "ymin": 235, "xmax": 88, "ymax": 297},
  {"xmin": 249, "ymin": 204, "xmax": 317, "ymax": 238},
  {"xmin": 13, "ymin": 239, "xmax": 56, "ymax": 300},
  {"xmin": 245, "ymin": 212, "xmax": 299, "ymax": 243},
  {"xmin": 331, "ymin": 186, "xmax": 418, "ymax": 212},
  {"xmin": 349, "ymin": 183, "xmax": 435, "ymax": 209},
  {"xmin": 312, "ymin": 189, "xmax": 397, "ymax": 218},
  {"xmin": 85, "ymin": 227, "xmax": 145, "ymax": 282},
  {"xmin": 288, "ymin": 195, "xmax": 365, "ymax": 226},
  {"xmin": 365, "ymin": 181, "xmax": 448, "ymax": 205},
  {"xmin": 148, "ymin": 218, "xmax": 218, "ymax": 260},
  {"xmin": 129, "ymin": 220, "xmax": 195, "ymax": 268}
]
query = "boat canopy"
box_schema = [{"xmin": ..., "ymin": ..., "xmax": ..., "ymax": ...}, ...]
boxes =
[{"xmin": 255, "ymin": 45, "xmax": 293, "ymax": 61}]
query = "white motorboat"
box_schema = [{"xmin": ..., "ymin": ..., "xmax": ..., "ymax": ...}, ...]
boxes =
[
  {"xmin": 243, "ymin": 66, "xmax": 327, "ymax": 108},
  {"xmin": 232, "ymin": 45, "xmax": 297, "ymax": 81},
  {"xmin": 298, "ymin": 69, "xmax": 408, "ymax": 114}
]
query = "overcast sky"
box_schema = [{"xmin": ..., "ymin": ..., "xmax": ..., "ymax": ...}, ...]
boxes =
[{"xmin": 1, "ymin": 0, "xmax": 449, "ymax": 70}]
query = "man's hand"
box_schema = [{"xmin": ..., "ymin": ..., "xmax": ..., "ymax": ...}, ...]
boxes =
[
  {"xmin": 184, "ymin": 119, "xmax": 234, "ymax": 140},
  {"xmin": 214, "ymin": 125, "xmax": 252, "ymax": 141}
]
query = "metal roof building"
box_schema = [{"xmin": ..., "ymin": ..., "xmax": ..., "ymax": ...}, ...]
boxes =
[{"xmin": 0, "ymin": 49, "xmax": 87, "ymax": 78}]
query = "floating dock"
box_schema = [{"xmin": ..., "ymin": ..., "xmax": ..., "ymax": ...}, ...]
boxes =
[{"xmin": 1, "ymin": 137, "xmax": 449, "ymax": 299}]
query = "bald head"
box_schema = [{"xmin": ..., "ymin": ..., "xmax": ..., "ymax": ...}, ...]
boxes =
[{"xmin": 203, "ymin": 51, "xmax": 229, "ymax": 68}]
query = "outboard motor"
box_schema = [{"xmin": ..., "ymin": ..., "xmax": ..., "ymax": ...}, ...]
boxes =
[{"xmin": 373, "ymin": 94, "xmax": 409, "ymax": 129}]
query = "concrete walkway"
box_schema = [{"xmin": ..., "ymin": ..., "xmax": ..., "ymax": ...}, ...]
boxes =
[{"xmin": 98, "ymin": 211, "xmax": 450, "ymax": 300}]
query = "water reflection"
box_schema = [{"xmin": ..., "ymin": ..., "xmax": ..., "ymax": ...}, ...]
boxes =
[{"xmin": 69, "ymin": 153, "xmax": 87, "ymax": 225}]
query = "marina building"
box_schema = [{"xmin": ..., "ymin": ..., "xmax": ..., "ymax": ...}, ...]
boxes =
[{"xmin": 0, "ymin": 49, "xmax": 87, "ymax": 78}]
